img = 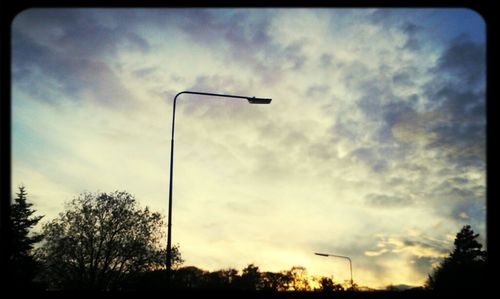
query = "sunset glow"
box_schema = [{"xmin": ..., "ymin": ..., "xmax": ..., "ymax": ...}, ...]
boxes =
[{"xmin": 11, "ymin": 8, "xmax": 486, "ymax": 289}]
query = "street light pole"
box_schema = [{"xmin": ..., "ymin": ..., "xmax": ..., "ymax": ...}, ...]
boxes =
[
  {"xmin": 166, "ymin": 91, "xmax": 272, "ymax": 279},
  {"xmin": 314, "ymin": 252, "xmax": 354, "ymax": 290}
]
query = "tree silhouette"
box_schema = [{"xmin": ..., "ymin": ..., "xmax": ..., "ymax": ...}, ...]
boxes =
[
  {"xmin": 172, "ymin": 266, "xmax": 207, "ymax": 290},
  {"xmin": 36, "ymin": 191, "xmax": 183, "ymax": 290},
  {"xmin": 284, "ymin": 266, "xmax": 311, "ymax": 291},
  {"xmin": 204, "ymin": 268, "xmax": 239, "ymax": 290},
  {"xmin": 259, "ymin": 271, "xmax": 291, "ymax": 291},
  {"xmin": 426, "ymin": 225, "xmax": 486, "ymax": 291},
  {"xmin": 316, "ymin": 277, "xmax": 345, "ymax": 292},
  {"xmin": 7, "ymin": 186, "xmax": 44, "ymax": 290},
  {"xmin": 234, "ymin": 263, "xmax": 260, "ymax": 290},
  {"xmin": 127, "ymin": 262, "xmax": 349, "ymax": 291}
]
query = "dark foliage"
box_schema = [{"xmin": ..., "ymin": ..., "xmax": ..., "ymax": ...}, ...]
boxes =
[
  {"xmin": 126, "ymin": 263, "xmax": 351, "ymax": 292},
  {"xmin": 35, "ymin": 191, "xmax": 183, "ymax": 290},
  {"xmin": 425, "ymin": 225, "xmax": 487, "ymax": 291},
  {"xmin": 7, "ymin": 186, "xmax": 45, "ymax": 290}
]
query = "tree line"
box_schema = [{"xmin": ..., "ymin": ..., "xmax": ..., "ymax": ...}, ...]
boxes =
[{"xmin": 4, "ymin": 186, "xmax": 487, "ymax": 291}]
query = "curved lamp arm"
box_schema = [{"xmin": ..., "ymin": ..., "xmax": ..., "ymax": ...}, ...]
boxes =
[
  {"xmin": 166, "ymin": 90, "xmax": 271, "ymax": 274},
  {"xmin": 314, "ymin": 252, "xmax": 354, "ymax": 289}
]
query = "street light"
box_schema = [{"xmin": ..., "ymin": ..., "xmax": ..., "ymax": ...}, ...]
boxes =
[
  {"xmin": 166, "ymin": 91, "xmax": 272, "ymax": 278},
  {"xmin": 314, "ymin": 252, "xmax": 354, "ymax": 290}
]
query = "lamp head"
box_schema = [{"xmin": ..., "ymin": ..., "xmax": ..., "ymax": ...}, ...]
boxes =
[
  {"xmin": 247, "ymin": 96, "xmax": 272, "ymax": 104},
  {"xmin": 315, "ymin": 252, "xmax": 329, "ymax": 257}
]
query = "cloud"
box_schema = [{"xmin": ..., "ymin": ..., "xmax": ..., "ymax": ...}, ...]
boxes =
[
  {"xmin": 368, "ymin": 9, "xmax": 395, "ymax": 27},
  {"xmin": 171, "ymin": 9, "xmax": 307, "ymax": 86},
  {"xmin": 365, "ymin": 249, "xmax": 389, "ymax": 257},
  {"xmin": 392, "ymin": 70, "xmax": 416, "ymax": 87},
  {"xmin": 364, "ymin": 235, "xmax": 449, "ymax": 261},
  {"xmin": 409, "ymin": 256, "xmax": 436, "ymax": 278},
  {"xmin": 400, "ymin": 240, "xmax": 449, "ymax": 258},
  {"xmin": 349, "ymin": 147, "xmax": 388, "ymax": 173},
  {"xmin": 11, "ymin": 8, "xmax": 486, "ymax": 289},
  {"xmin": 12, "ymin": 9, "xmax": 147, "ymax": 109},
  {"xmin": 319, "ymin": 53, "xmax": 334, "ymax": 68},
  {"xmin": 14, "ymin": 9, "xmax": 149, "ymax": 59},
  {"xmin": 433, "ymin": 34, "xmax": 486, "ymax": 86},
  {"xmin": 400, "ymin": 22, "xmax": 422, "ymax": 51},
  {"xmin": 132, "ymin": 66, "xmax": 158, "ymax": 79},
  {"xmin": 365, "ymin": 193, "xmax": 414, "ymax": 208}
]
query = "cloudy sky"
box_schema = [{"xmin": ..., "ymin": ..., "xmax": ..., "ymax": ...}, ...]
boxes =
[{"xmin": 11, "ymin": 8, "xmax": 486, "ymax": 289}]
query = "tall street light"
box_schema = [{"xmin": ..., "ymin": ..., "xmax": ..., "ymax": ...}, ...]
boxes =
[
  {"xmin": 167, "ymin": 91, "xmax": 272, "ymax": 277},
  {"xmin": 314, "ymin": 252, "xmax": 354, "ymax": 290}
]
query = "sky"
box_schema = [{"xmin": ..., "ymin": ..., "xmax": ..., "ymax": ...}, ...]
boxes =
[{"xmin": 11, "ymin": 8, "xmax": 486, "ymax": 289}]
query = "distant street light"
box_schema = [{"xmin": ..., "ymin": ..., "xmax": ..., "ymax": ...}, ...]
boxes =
[
  {"xmin": 314, "ymin": 252, "xmax": 354, "ymax": 289},
  {"xmin": 167, "ymin": 91, "xmax": 272, "ymax": 279}
]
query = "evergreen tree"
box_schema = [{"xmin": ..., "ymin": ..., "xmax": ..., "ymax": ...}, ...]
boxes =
[
  {"xmin": 426, "ymin": 225, "xmax": 486, "ymax": 291},
  {"xmin": 8, "ymin": 186, "xmax": 44, "ymax": 289}
]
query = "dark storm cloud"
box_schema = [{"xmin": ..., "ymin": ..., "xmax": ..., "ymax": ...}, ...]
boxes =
[
  {"xmin": 223, "ymin": 11, "xmax": 273, "ymax": 49},
  {"xmin": 325, "ymin": 30, "xmax": 484, "ymax": 209},
  {"xmin": 427, "ymin": 124, "xmax": 485, "ymax": 168},
  {"xmin": 451, "ymin": 201, "xmax": 486, "ymax": 223},
  {"xmin": 334, "ymin": 13, "xmax": 484, "ymax": 174},
  {"xmin": 12, "ymin": 35, "xmax": 68, "ymax": 103},
  {"xmin": 401, "ymin": 22, "xmax": 422, "ymax": 51},
  {"xmin": 15, "ymin": 9, "xmax": 150, "ymax": 58},
  {"xmin": 423, "ymin": 36, "xmax": 486, "ymax": 168},
  {"xmin": 433, "ymin": 34, "xmax": 486, "ymax": 86},
  {"xmin": 433, "ymin": 87, "xmax": 485, "ymax": 122},
  {"xmin": 352, "ymin": 33, "xmax": 487, "ymax": 175},
  {"xmin": 432, "ymin": 179, "xmax": 477, "ymax": 201},
  {"xmin": 336, "ymin": 58, "xmax": 419, "ymax": 143},
  {"xmin": 368, "ymin": 10, "xmax": 424, "ymax": 52},
  {"xmin": 382, "ymin": 98, "xmax": 419, "ymax": 128},
  {"xmin": 401, "ymin": 22, "xmax": 419, "ymax": 35},
  {"xmin": 429, "ymin": 177, "xmax": 485, "ymax": 223},
  {"xmin": 329, "ymin": 58, "xmax": 419, "ymax": 169},
  {"xmin": 13, "ymin": 34, "xmax": 136, "ymax": 108},
  {"xmin": 177, "ymin": 9, "xmax": 224, "ymax": 42},
  {"xmin": 368, "ymin": 9, "xmax": 395, "ymax": 27},
  {"xmin": 392, "ymin": 71, "xmax": 416, "ymax": 87},
  {"xmin": 357, "ymin": 93, "xmax": 384, "ymax": 122},
  {"xmin": 171, "ymin": 9, "xmax": 306, "ymax": 84},
  {"xmin": 166, "ymin": 9, "xmax": 269, "ymax": 50},
  {"xmin": 12, "ymin": 9, "xmax": 147, "ymax": 108},
  {"xmin": 124, "ymin": 32, "xmax": 151, "ymax": 53}
]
